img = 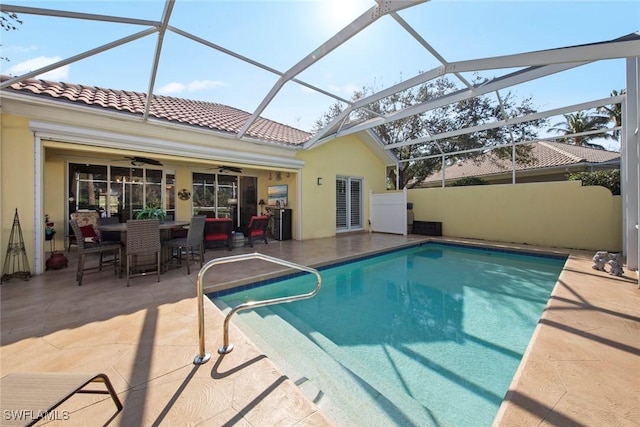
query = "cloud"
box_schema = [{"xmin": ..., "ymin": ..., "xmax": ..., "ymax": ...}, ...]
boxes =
[
  {"xmin": 157, "ymin": 80, "xmax": 226, "ymax": 95},
  {"xmin": 187, "ymin": 80, "xmax": 226, "ymax": 91},
  {"xmin": 326, "ymin": 83, "xmax": 360, "ymax": 95},
  {"xmin": 157, "ymin": 82, "xmax": 186, "ymax": 94},
  {"xmin": 8, "ymin": 44, "xmax": 38, "ymax": 53},
  {"xmin": 6, "ymin": 56, "xmax": 69, "ymax": 80}
]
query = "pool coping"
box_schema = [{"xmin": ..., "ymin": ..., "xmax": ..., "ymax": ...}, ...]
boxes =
[
  {"xmin": 205, "ymin": 236, "xmax": 640, "ymax": 426},
  {"xmin": 208, "ymin": 239, "xmax": 568, "ymax": 299},
  {"xmin": 205, "ymin": 236, "xmax": 572, "ymax": 296}
]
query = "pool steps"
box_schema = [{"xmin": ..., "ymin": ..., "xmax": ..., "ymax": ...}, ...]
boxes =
[
  {"xmin": 195, "ymin": 253, "xmax": 321, "ymax": 362},
  {"xmin": 222, "ymin": 300, "xmax": 433, "ymax": 426}
]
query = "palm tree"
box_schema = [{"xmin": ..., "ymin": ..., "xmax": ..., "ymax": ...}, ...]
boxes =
[
  {"xmin": 549, "ymin": 110, "xmax": 613, "ymax": 147},
  {"xmin": 598, "ymin": 89, "xmax": 625, "ymax": 140}
]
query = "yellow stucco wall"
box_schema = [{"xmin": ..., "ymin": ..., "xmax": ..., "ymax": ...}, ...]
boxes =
[
  {"xmin": 409, "ymin": 180, "xmax": 622, "ymax": 252},
  {"xmin": 1, "ymin": 114, "xmax": 36, "ymax": 274},
  {"xmin": 296, "ymin": 135, "xmax": 388, "ymax": 239},
  {"xmin": 1, "ymin": 109, "xmax": 624, "ymax": 276}
]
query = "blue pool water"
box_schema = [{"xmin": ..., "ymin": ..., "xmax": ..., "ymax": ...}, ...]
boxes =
[{"xmin": 211, "ymin": 243, "xmax": 566, "ymax": 426}]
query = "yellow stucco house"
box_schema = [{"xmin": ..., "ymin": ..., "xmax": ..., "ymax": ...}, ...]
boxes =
[{"xmin": 1, "ymin": 75, "xmax": 398, "ymax": 275}]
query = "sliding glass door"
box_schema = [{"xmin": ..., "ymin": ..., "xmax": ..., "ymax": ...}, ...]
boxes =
[
  {"xmin": 192, "ymin": 173, "xmax": 257, "ymax": 229},
  {"xmin": 336, "ymin": 176, "xmax": 363, "ymax": 232}
]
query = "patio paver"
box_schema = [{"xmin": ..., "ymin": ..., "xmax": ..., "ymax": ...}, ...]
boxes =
[{"xmin": 1, "ymin": 234, "xmax": 638, "ymax": 426}]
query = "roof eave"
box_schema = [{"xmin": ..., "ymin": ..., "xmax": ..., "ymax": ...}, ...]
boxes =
[
  {"xmin": 0, "ymin": 89, "xmax": 306, "ymax": 149},
  {"xmin": 420, "ymin": 160, "xmax": 621, "ymax": 186}
]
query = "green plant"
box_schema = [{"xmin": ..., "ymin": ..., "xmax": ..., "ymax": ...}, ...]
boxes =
[
  {"xmin": 568, "ymin": 169, "xmax": 620, "ymax": 195},
  {"xmin": 44, "ymin": 214, "xmax": 56, "ymax": 240},
  {"xmin": 135, "ymin": 205, "xmax": 167, "ymax": 220},
  {"xmin": 450, "ymin": 176, "xmax": 489, "ymax": 187}
]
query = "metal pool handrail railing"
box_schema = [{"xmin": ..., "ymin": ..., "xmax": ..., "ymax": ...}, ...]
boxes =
[{"xmin": 194, "ymin": 252, "xmax": 322, "ymax": 364}]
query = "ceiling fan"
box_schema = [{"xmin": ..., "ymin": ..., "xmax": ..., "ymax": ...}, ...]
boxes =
[
  {"xmin": 211, "ymin": 165, "xmax": 243, "ymax": 174},
  {"xmin": 120, "ymin": 156, "xmax": 163, "ymax": 166}
]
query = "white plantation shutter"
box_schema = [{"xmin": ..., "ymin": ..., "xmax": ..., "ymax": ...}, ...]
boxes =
[
  {"xmin": 336, "ymin": 177, "xmax": 362, "ymax": 232},
  {"xmin": 350, "ymin": 179, "xmax": 362, "ymax": 228},
  {"xmin": 336, "ymin": 178, "xmax": 347, "ymax": 229}
]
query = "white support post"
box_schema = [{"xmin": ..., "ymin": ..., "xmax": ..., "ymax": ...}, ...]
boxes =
[
  {"xmin": 622, "ymin": 57, "xmax": 639, "ymax": 274},
  {"xmin": 34, "ymin": 135, "xmax": 44, "ymax": 275}
]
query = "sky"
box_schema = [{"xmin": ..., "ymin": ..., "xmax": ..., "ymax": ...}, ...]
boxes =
[{"xmin": 1, "ymin": 0, "xmax": 639, "ymax": 151}]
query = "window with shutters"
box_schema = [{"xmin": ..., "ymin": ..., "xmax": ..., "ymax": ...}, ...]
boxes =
[{"xmin": 336, "ymin": 176, "xmax": 363, "ymax": 232}]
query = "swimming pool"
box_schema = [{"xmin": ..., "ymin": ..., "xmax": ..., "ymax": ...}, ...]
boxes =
[{"xmin": 210, "ymin": 243, "xmax": 566, "ymax": 426}]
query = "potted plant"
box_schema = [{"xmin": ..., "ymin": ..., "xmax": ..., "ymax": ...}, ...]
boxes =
[
  {"xmin": 44, "ymin": 214, "xmax": 68, "ymax": 270},
  {"xmin": 44, "ymin": 214, "xmax": 56, "ymax": 241},
  {"xmin": 135, "ymin": 205, "xmax": 167, "ymax": 221}
]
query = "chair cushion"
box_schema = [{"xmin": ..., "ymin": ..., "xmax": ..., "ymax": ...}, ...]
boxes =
[
  {"xmin": 80, "ymin": 225, "xmax": 100, "ymax": 242},
  {"xmin": 205, "ymin": 233, "xmax": 229, "ymax": 242}
]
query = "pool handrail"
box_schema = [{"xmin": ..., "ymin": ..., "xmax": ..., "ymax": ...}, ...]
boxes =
[{"xmin": 194, "ymin": 252, "xmax": 322, "ymax": 364}]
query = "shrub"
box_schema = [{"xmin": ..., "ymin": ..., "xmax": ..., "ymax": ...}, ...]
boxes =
[
  {"xmin": 568, "ymin": 169, "xmax": 620, "ymax": 195},
  {"xmin": 450, "ymin": 176, "xmax": 489, "ymax": 187}
]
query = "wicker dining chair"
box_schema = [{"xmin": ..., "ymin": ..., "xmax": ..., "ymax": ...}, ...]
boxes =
[
  {"xmin": 163, "ymin": 215, "xmax": 206, "ymax": 275},
  {"xmin": 125, "ymin": 219, "xmax": 161, "ymax": 287},
  {"xmin": 68, "ymin": 210, "xmax": 100, "ymax": 251},
  {"xmin": 69, "ymin": 219, "xmax": 121, "ymax": 286}
]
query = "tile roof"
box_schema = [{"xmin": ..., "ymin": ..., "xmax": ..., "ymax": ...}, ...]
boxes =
[
  {"xmin": 0, "ymin": 75, "xmax": 312, "ymax": 146},
  {"xmin": 422, "ymin": 141, "xmax": 621, "ymax": 184}
]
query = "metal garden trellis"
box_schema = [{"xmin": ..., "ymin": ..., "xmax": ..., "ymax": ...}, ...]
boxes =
[{"xmin": 1, "ymin": 208, "xmax": 32, "ymax": 282}]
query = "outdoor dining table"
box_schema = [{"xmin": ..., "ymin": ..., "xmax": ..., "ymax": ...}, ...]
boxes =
[
  {"xmin": 97, "ymin": 220, "xmax": 190, "ymax": 273},
  {"xmin": 97, "ymin": 220, "xmax": 190, "ymax": 234}
]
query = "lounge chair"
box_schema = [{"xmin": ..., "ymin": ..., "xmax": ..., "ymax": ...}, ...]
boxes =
[
  {"xmin": 203, "ymin": 218, "xmax": 233, "ymax": 251},
  {"xmin": 242, "ymin": 215, "xmax": 269, "ymax": 247},
  {"xmin": 0, "ymin": 372, "xmax": 122, "ymax": 426}
]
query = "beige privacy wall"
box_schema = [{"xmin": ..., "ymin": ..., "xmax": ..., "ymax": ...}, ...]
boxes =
[{"xmin": 408, "ymin": 180, "xmax": 622, "ymax": 252}]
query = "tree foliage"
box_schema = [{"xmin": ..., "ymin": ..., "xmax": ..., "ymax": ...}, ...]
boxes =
[
  {"xmin": 548, "ymin": 110, "xmax": 613, "ymax": 148},
  {"xmin": 598, "ymin": 89, "xmax": 625, "ymax": 140},
  {"xmin": 1, "ymin": 11, "xmax": 22, "ymax": 62},
  {"xmin": 314, "ymin": 74, "xmax": 547, "ymax": 189},
  {"xmin": 568, "ymin": 170, "xmax": 620, "ymax": 195}
]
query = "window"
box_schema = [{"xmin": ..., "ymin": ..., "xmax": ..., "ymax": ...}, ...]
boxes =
[
  {"xmin": 192, "ymin": 172, "xmax": 217, "ymax": 216},
  {"xmin": 69, "ymin": 164, "xmax": 108, "ymax": 215},
  {"xmin": 69, "ymin": 163, "xmax": 168, "ymax": 222},
  {"xmin": 165, "ymin": 172, "xmax": 176, "ymax": 219}
]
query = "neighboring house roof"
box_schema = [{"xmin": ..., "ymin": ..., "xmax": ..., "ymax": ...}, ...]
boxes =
[
  {"xmin": 0, "ymin": 75, "xmax": 312, "ymax": 146},
  {"xmin": 421, "ymin": 141, "xmax": 621, "ymax": 185}
]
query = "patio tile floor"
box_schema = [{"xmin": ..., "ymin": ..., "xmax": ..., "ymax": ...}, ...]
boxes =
[{"xmin": 1, "ymin": 233, "xmax": 638, "ymax": 426}]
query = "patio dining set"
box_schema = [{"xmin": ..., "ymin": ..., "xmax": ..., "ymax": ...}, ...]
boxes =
[{"xmin": 66, "ymin": 211, "xmax": 270, "ymax": 286}]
